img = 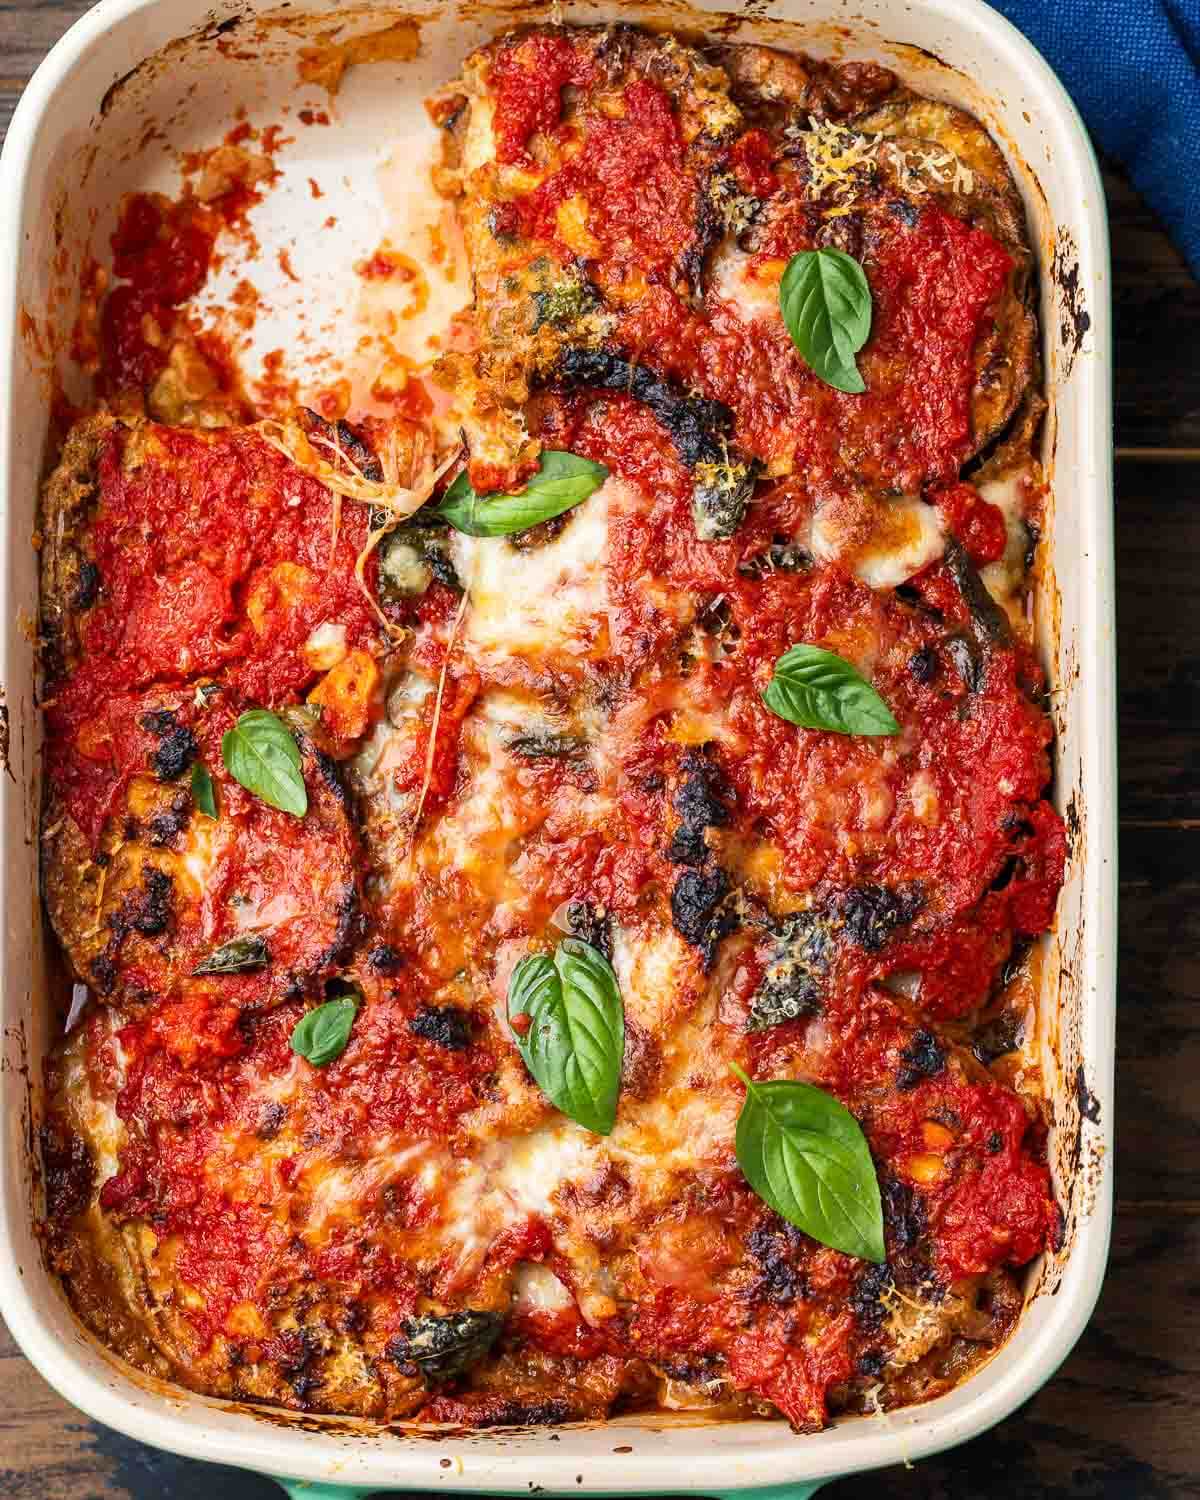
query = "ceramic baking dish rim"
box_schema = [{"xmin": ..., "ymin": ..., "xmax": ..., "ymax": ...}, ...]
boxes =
[{"xmin": 0, "ymin": 0, "xmax": 1115, "ymax": 1490}]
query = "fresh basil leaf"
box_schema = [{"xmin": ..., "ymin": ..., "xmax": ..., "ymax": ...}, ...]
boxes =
[
  {"xmin": 221, "ymin": 709, "xmax": 308, "ymax": 816},
  {"xmin": 290, "ymin": 989, "xmax": 359, "ymax": 1066},
  {"xmin": 435, "ymin": 450, "xmax": 608, "ymax": 537},
  {"xmin": 731, "ymin": 1063, "xmax": 885, "ymax": 1263},
  {"xmin": 508, "ymin": 936, "xmax": 624, "ymax": 1135},
  {"xmin": 193, "ymin": 934, "xmax": 270, "ymax": 975},
  {"xmin": 779, "ymin": 248, "xmax": 872, "ymax": 394},
  {"xmin": 763, "ymin": 644, "xmax": 899, "ymax": 736},
  {"xmin": 191, "ymin": 760, "xmax": 218, "ymax": 819}
]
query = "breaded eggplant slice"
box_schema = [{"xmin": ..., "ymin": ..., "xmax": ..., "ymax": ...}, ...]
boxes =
[
  {"xmin": 436, "ymin": 23, "xmax": 743, "ymax": 489},
  {"xmin": 852, "ymin": 96, "xmax": 1038, "ymax": 454},
  {"xmin": 715, "ymin": 42, "xmax": 899, "ymax": 125},
  {"xmin": 39, "ymin": 409, "xmax": 119, "ymax": 681},
  {"xmin": 41, "ymin": 1006, "xmax": 424, "ymax": 1416},
  {"xmin": 43, "ymin": 996, "xmax": 508, "ymax": 1416},
  {"xmin": 44, "ymin": 700, "xmax": 362, "ymax": 1009},
  {"xmin": 37, "ymin": 407, "xmax": 391, "ymax": 703},
  {"xmin": 697, "ymin": 102, "xmax": 1036, "ymax": 491}
]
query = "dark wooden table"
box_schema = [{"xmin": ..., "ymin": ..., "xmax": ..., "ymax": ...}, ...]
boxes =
[{"xmin": 3, "ymin": 7, "xmax": 1198, "ymax": 1497}]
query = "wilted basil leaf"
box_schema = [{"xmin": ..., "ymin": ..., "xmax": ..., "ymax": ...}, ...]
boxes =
[
  {"xmin": 779, "ymin": 248, "xmax": 873, "ymax": 394},
  {"xmin": 508, "ymin": 937, "xmax": 624, "ymax": 1135},
  {"xmin": 221, "ymin": 709, "xmax": 308, "ymax": 816},
  {"xmin": 435, "ymin": 451, "xmax": 608, "ymax": 538},
  {"xmin": 763, "ymin": 644, "xmax": 899, "ymax": 736},
  {"xmin": 390, "ymin": 1310, "xmax": 503, "ymax": 1384},
  {"xmin": 193, "ymin": 934, "xmax": 270, "ymax": 975},
  {"xmin": 731, "ymin": 1064, "xmax": 884, "ymax": 1262},
  {"xmin": 290, "ymin": 988, "xmax": 359, "ymax": 1066},
  {"xmin": 506, "ymin": 731, "xmax": 587, "ymax": 760},
  {"xmin": 191, "ymin": 760, "xmax": 218, "ymax": 819}
]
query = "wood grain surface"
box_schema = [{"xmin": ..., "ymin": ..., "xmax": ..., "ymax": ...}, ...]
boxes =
[{"xmin": 2, "ymin": 6, "xmax": 1198, "ymax": 1496}]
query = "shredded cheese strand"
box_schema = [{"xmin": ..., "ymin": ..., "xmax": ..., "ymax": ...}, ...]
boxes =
[{"xmin": 253, "ymin": 414, "xmax": 458, "ymax": 636}]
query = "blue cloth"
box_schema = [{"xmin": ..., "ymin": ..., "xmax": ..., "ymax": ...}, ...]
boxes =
[{"xmin": 988, "ymin": 0, "xmax": 1200, "ymax": 274}]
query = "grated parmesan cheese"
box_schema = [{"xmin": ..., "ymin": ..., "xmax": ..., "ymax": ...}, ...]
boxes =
[{"xmin": 789, "ymin": 117, "xmax": 975, "ymax": 217}]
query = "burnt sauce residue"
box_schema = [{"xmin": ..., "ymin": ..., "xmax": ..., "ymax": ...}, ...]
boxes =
[
  {"xmin": 1052, "ymin": 229, "xmax": 1092, "ymax": 375},
  {"xmin": 1075, "ymin": 1064, "xmax": 1101, "ymax": 1125}
]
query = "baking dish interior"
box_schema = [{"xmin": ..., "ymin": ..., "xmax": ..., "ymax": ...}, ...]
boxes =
[{"xmin": 0, "ymin": 0, "xmax": 1114, "ymax": 1488}]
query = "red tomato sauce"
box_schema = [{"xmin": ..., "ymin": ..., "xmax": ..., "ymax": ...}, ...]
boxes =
[
  {"xmin": 489, "ymin": 33, "xmax": 598, "ymax": 166},
  {"xmin": 100, "ymin": 193, "xmax": 216, "ymax": 393},
  {"xmin": 931, "ymin": 481, "xmax": 1009, "ymax": 565},
  {"xmin": 610, "ymin": 201, "xmax": 1011, "ymax": 495},
  {"xmin": 44, "ymin": 422, "xmax": 379, "ymax": 846},
  {"xmin": 100, "ymin": 194, "xmax": 217, "ymax": 394},
  {"xmin": 515, "ymin": 79, "xmax": 696, "ymax": 283}
]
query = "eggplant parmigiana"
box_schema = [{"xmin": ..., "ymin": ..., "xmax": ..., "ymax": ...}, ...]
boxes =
[{"xmin": 40, "ymin": 26, "xmax": 1065, "ymax": 1432}]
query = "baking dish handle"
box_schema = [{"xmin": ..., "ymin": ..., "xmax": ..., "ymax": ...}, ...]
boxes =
[{"xmin": 269, "ymin": 1482, "xmax": 832, "ymax": 1499}]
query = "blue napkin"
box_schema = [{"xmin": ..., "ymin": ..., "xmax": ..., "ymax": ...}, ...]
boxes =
[{"xmin": 989, "ymin": 0, "xmax": 1200, "ymax": 275}]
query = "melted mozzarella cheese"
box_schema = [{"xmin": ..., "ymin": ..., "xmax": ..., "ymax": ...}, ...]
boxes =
[
  {"xmin": 710, "ymin": 238, "xmax": 783, "ymax": 320},
  {"xmin": 811, "ymin": 492, "xmax": 948, "ymax": 589},
  {"xmin": 978, "ymin": 464, "xmax": 1031, "ymax": 605},
  {"xmin": 512, "ymin": 1261, "xmax": 574, "ymax": 1314},
  {"xmin": 59, "ymin": 1016, "xmax": 126, "ymax": 1184},
  {"xmin": 449, "ymin": 476, "xmax": 623, "ymax": 660},
  {"xmin": 303, "ymin": 1139, "xmax": 430, "ymax": 1240},
  {"xmin": 178, "ymin": 813, "xmax": 220, "ymax": 900},
  {"xmin": 440, "ymin": 1122, "xmax": 598, "ymax": 1268},
  {"xmin": 609, "ymin": 923, "xmax": 739, "ymax": 1172},
  {"xmin": 461, "ymin": 94, "xmax": 498, "ymax": 177},
  {"xmin": 421, "ymin": 702, "xmax": 535, "ymax": 907},
  {"xmin": 611, "ymin": 921, "xmax": 696, "ymax": 1033}
]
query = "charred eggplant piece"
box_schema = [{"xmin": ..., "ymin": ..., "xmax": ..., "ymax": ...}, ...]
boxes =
[
  {"xmin": 408, "ymin": 1004, "xmax": 474, "ymax": 1052},
  {"xmin": 300, "ymin": 408, "xmax": 384, "ymax": 483},
  {"xmin": 848, "ymin": 1261, "xmax": 894, "ymax": 1330},
  {"xmin": 668, "ymin": 746, "xmax": 732, "ymax": 866},
  {"xmin": 945, "ymin": 538, "xmax": 1011, "ymax": 648},
  {"xmin": 107, "ymin": 867, "xmax": 174, "ymax": 949},
  {"xmin": 943, "ymin": 632, "xmax": 985, "ymax": 692},
  {"xmin": 895, "ymin": 1028, "xmax": 946, "ymax": 1089},
  {"xmin": 553, "ymin": 348, "xmax": 729, "ymax": 468},
  {"xmin": 682, "ymin": 167, "xmax": 761, "ymax": 299},
  {"xmin": 73, "ymin": 560, "xmax": 101, "ymax": 611},
  {"xmin": 971, "ymin": 1009, "xmax": 1025, "ymax": 1065},
  {"xmin": 388, "ymin": 1310, "xmax": 503, "ymax": 1384},
  {"xmin": 507, "ymin": 731, "xmax": 588, "ymax": 760},
  {"xmin": 148, "ymin": 794, "xmax": 191, "ymax": 850},
  {"xmin": 140, "ymin": 711, "xmax": 199, "ymax": 782},
  {"xmin": 839, "ymin": 884, "xmax": 924, "ymax": 952},
  {"xmin": 746, "ymin": 1219, "xmax": 809, "ymax": 1304},
  {"xmin": 907, "ymin": 643, "xmax": 939, "ymax": 684},
  {"xmin": 670, "ymin": 866, "xmax": 738, "ymax": 969}
]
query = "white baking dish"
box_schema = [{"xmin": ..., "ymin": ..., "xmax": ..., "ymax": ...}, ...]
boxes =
[{"xmin": 0, "ymin": 0, "xmax": 1114, "ymax": 1493}]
